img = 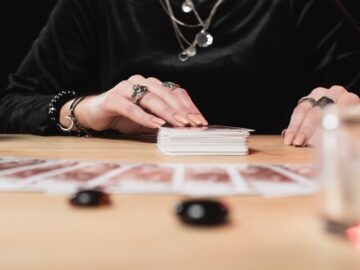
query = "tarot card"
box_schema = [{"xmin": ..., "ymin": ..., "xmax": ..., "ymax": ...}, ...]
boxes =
[
  {"xmin": 274, "ymin": 164, "xmax": 316, "ymax": 180},
  {"xmin": 105, "ymin": 163, "xmax": 177, "ymax": 193},
  {"xmin": 0, "ymin": 158, "xmax": 46, "ymax": 175},
  {"xmin": 1, "ymin": 160, "xmax": 78, "ymax": 179},
  {"xmin": 0, "ymin": 156, "xmax": 18, "ymax": 163},
  {"xmin": 181, "ymin": 164, "xmax": 238, "ymax": 196},
  {"xmin": 0, "ymin": 160, "xmax": 79, "ymax": 192},
  {"xmin": 37, "ymin": 162, "xmax": 121, "ymax": 194},
  {"xmin": 237, "ymin": 165, "xmax": 316, "ymax": 197}
]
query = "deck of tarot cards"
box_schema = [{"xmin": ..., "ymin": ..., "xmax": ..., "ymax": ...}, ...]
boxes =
[{"xmin": 157, "ymin": 126, "xmax": 253, "ymax": 155}]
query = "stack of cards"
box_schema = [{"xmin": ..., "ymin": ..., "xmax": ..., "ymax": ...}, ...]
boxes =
[{"xmin": 157, "ymin": 126, "xmax": 253, "ymax": 155}]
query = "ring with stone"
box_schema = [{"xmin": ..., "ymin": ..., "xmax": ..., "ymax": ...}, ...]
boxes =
[
  {"xmin": 131, "ymin": 84, "xmax": 150, "ymax": 104},
  {"xmin": 313, "ymin": 96, "xmax": 335, "ymax": 109},
  {"xmin": 162, "ymin": 81, "xmax": 180, "ymax": 91},
  {"xmin": 297, "ymin": 96, "xmax": 317, "ymax": 106}
]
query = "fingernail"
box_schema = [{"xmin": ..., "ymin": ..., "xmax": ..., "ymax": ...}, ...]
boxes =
[
  {"xmin": 188, "ymin": 114, "xmax": 203, "ymax": 126},
  {"xmin": 307, "ymin": 138, "xmax": 314, "ymax": 148},
  {"xmin": 293, "ymin": 133, "xmax": 306, "ymax": 147},
  {"xmin": 151, "ymin": 117, "xmax": 166, "ymax": 126},
  {"xmin": 199, "ymin": 115, "xmax": 208, "ymax": 126},
  {"xmin": 284, "ymin": 132, "xmax": 294, "ymax": 146},
  {"xmin": 307, "ymin": 140, "xmax": 314, "ymax": 148},
  {"xmin": 174, "ymin": 114, "xmax": 190, "ymax": 125},
  {"xmin": 281, "ymin": 129, "xmax": 287, "ymax": 137}
]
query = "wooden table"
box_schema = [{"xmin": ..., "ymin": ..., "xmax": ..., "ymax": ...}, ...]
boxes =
[{"xmin": 0, "ymin": 135, "xmax": 359, "ymax": 270}]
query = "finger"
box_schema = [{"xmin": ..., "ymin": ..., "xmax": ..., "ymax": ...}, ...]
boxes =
[
  {"xmin": 114, "ymin": 78, "xmax": 187, "ymax": 127},
  {"xmin": 327, "ymin": 85, "xmax": 351, "ymax": 101},
  {"xmin": 307, "ymin": 135, "xmax": 315, "ymax": 148},
  {"xmin": 173, "ymin": 88, "xmax": 208, "ymax": 125},
  {"xmin": 118, "ymin": 100, "xmax": 166, "ymax": 129},
  {"xmin": 148, "ymin": 77, "xmax": 208, "ymax": 125},
  {"xmin": 124, "ymin": 76, "xmax": 190, "ymax": 126},
  {"xmin": 306, "ymin": 90, "xmax": 359, "ymax": 147},
  {"xmin": 292, "ymin": 86, "xmax": 347, "ymax": 146},
  {"xmin": 284, "ymin": 87, "xmax": 327, "ymax": 145},
  {"xmin": 139, "ymin": 91, "xmax": 189, "ymax": 127},
  {"xmin": 103, "ymin": 81, "xmax": 166, "ymax": 129},
  {"xmin": 336, "ymin": 92, "xmax": 360, "ymax": 107},
  {"xmin": 128, "ymin": 75, "xmax": 201, "ymax": 126},
  {"xmin": 293, "ymin": 107, "xmax": 322, "ymax": 147},
  {"xmin": 146, "ymin": 77, "xmax": 163, "ymax": 85}
]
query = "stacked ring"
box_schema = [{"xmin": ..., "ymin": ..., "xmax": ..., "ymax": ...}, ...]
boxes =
[
  {"xmin": 162, "ymin": 81, "xmax": 180, "ymax": 90},
  {"xmin": 313, "ymin": 96, "xmax": 335, "ymax": 109},
  {"xmin": 131, "ymin": 84, "xmax": 150, "ymax": 104},
  {"xmin": 297, "ymin": 96, "xmax": 317, "ymax": 106}
]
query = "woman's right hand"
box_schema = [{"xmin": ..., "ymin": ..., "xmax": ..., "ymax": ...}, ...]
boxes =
[{"xmin": 60, "ymin": 75, "xmax": 208, "ymax": 135}]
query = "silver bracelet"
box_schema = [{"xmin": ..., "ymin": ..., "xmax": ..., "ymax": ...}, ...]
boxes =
[
  {"xmin": 59, "ymin": 115, "xmax": 75, "ymax": 132},
  {"xmin": 61, "ymin": 97, "xmax": 93, "ymax": 137}
]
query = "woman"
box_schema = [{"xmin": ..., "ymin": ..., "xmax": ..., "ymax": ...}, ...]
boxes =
[{"xmin": 0, "ymin": 0, "xmax": 359, "ymax": 147}]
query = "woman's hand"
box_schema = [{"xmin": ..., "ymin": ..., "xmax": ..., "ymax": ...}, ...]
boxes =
[
  {"xmin": 283, "ymin": 86, "xmax": 359, "ymax": 147},
  {"xmin": 60, "ymin": 75, "xmax": 208, "ymax": 135}
]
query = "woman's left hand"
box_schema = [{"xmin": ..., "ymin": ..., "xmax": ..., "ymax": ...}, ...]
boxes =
[{"xmin": 283, "ymin": 85, "xmax": 360, "ymax": 147}]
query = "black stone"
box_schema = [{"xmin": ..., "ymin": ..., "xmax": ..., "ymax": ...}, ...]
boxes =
[
  {"xmin": 70, "ymin": 189, "xmax": 111, "ymax": 207},
  {"xmin": 175, "ymin": 199, "xmax": 229, "ymax": 226}
]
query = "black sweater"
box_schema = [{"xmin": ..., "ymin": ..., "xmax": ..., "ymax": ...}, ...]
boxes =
[{"xmin": 1, "ymin": 0, "xmax": 359, "ymax": 134}]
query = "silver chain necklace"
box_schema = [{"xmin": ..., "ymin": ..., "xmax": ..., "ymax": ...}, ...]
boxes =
[{"xmin": 159, "ymin": 0, "xmax": 224, "ymax": 61}]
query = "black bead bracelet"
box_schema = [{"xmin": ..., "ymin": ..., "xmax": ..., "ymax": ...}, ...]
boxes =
[
  {"xmin": 48, "ymin": 90, "xmax": 77, "ymax": 122},
  {"xmin": 48, "ymin": 90, "xmax": 77, "ymax": 132},
  {"xmin": 49, "ymin": 91, "xmax": 93, "ymax": 137}
]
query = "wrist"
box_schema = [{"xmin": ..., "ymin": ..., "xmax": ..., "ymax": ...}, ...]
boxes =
[
  {"xmin": 59, "ymin": 96, "xmax": 95, "ymax": 134},
  {"xmin": 73, "ymin": 95, "xmax": 96, "ymax": 130},
  {"xmin": 60, "ymin": 96, "xmax": 95, "ymax": 130}
]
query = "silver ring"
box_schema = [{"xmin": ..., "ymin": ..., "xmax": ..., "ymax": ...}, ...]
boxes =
[
  {"xmin": 298, "ymin": 96, "xmax": 317, "ymax": 106},
  {"xmin": 131, "ymin": 84, "xmax": 149, "ymax": 104},
  {"xmin": 313, "ymin": 96, "xmax": 335, "ymax": 109},
  {"xmin": 162, "ymin": 81, "xmax": 180, "ymax": 90}
]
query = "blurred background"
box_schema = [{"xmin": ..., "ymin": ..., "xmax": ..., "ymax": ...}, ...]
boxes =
[{"xmin": 0, "ymin": 0, "xmax": 359, "ymax": 91}]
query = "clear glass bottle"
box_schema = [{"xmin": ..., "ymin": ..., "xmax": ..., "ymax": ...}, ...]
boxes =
[{"xmin": 318, "ymin": 106, "xmax": 360, "ymax": 234}]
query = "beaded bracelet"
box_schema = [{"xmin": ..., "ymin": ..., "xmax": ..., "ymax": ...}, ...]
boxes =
[{"xmin": 48, "ymin": 90, "xmax": 77, "ymax": 128}]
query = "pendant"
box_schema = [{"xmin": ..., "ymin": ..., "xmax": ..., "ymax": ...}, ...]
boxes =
[
  {"xmin": 182, "ymin": 0, "xmax": 193, "ymax": 13},
  {"xmin": 178, "ymin": 51, "xmax": 189, "ymax": 62},
  {"xmin": 196, "ymin": 30, "xmax": 213, "ymax": 48},
  {"xmin": 185, "ymin": 45, "xmax": 197, "ymax": 57},
  {"xmin": 178, "ymin": 44, "xmax": 197, "ymax": 61}
]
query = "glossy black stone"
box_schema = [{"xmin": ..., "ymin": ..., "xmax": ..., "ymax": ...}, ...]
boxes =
[
  {"xmin": 70, "ymin": 189, "xmax": 110, "ymax": 207},
  {"xmin": 175, "ymin": 199, "xmax": 229, "ymax": 226}
]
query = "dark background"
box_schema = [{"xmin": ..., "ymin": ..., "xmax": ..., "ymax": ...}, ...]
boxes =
[{"xmin": 0, "ymin": 0, "xmax": 359, "ymax": 91}]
